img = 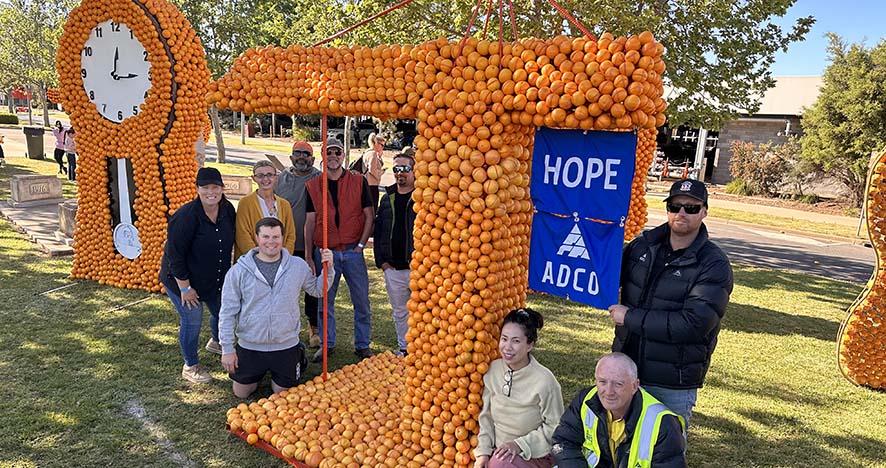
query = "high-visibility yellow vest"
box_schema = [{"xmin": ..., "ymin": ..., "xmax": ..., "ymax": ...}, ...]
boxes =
[{"xmin": 579, "ymin": 388, "xmax": 685, "ymax": 468}]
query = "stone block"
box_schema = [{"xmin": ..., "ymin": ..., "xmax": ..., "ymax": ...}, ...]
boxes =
[
  {"xmin": 8, "ymin": 175, "xmax": 64, "ymax": 207},
  {"xmin": 58, "ymin": 199, "xmax": 78, "ymax": 239},
  {"xmin": 222, "ymin": 175, "xmax": 253, "ymax": 199}
]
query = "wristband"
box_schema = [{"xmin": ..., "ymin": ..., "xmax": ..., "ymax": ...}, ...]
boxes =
[
  {"xmin": 357, "ymin": 243, "xmax": 365, "ymax": 249},
  {"xmin": 180, "ymin": 286, "xmax": 192, "ymax": 293}
]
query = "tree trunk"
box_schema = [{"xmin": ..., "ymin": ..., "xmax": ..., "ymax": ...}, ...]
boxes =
[
  {"xmin": 26, "ymin": 85, "xmax": 33, "ymax": 125},
  {"xmin": 7, "ymin": 88, "xmax": 13, "ymax": 113},
  {"xmin": 40, "ymin": 85, "xmax": 50, "ymax": 128},
  {"xmin": 210, "ymin": 105, "xmax": 225, "ymax": 163}
]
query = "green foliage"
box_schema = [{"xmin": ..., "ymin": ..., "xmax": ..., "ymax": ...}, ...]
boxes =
[
  {"xmin": 0, "ymin": 112, "xmax": 19, "ymax": 124},
  {"xmin": 291, "ymin": 124, "xmax": 315, "ymax": 141},
  {"xmin": 724, "ymin": 178, "xmax": 752, "ymax": 196},
  {"xmin": 793, "ymin": 193, "xmax": 820, "ymax": 204},
  {"xmin": 801, "ymin": 34, "xmax": 886, "ymax": 207},
  {"xmin": 728, "ymin": 140, "xmax": 790, "ymax": 197}
]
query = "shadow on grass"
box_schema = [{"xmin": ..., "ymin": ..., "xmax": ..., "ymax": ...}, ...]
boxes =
[
  {"xmin": 722, "ymin": 302, "xmax": 839, "ymax": 342},
  {"xmin": 691, "ymin": 410, "xmax": 886, "ymax": 467}
]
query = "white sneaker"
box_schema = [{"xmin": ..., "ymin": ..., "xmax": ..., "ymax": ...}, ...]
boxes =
[
  {"xmin": 205, "ymin": 338, "xmax": 222, "ymax": 355},
  {"xmin": 181, "ymin": 364, "xmax": 211, "ymax": 383}
]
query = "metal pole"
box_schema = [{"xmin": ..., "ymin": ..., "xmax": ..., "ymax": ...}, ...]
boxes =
[
  {"xmin": 693, "ymin": 128, "xmax": 707, "ymax": 181},
  {"xmin": 240, "ymin": 113, "xmax": 246, "ymax": 144},
  {"xmin": 321, "ymin": 114, "xmax": 329, "ymax": 381}
]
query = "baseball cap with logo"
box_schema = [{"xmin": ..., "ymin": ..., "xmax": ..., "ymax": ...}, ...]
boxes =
[
  {"xmin": 664, "ymin": 179, "xmax": 707, "ymax": 206},
  {"xmin": 325, "ymin": 138, "xmax": 344, "ymax": 151}
]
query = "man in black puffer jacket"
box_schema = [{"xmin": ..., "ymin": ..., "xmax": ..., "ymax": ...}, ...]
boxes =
[{"xmin": 607, "ymin": 179, "xmax": 733, "ymax": 429}]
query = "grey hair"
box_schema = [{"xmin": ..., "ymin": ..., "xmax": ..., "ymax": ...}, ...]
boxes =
[{"xmin": 596, "ymin": 352, "xmax": 638, "ymax": 380}]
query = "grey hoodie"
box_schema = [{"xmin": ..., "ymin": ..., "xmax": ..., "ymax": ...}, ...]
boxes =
[{"xmin": 218, "ymin": 248, "xmax": 333, "ymax": 355}]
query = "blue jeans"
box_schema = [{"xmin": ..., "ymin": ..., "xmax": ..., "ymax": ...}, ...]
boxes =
[
  {"xmin": 313, "ymin": 248, "xmax": 372, "ymax": 349},
  {"xmin": 643, "ymin": 385, "xmax": 697, "ymax": 430},
  {"xmin": 167, "ymin": 290, "xmax": 221, "ymax": 366}
]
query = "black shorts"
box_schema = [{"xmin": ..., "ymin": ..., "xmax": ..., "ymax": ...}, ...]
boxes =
[{"xmin": 229, "ymin": 343, "xmax": 306, "ymax": 388}]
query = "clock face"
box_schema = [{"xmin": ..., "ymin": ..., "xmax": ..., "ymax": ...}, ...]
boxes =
[{"xmin": 81, "ymin": 19, "xmax": 152, "ymax": 123}]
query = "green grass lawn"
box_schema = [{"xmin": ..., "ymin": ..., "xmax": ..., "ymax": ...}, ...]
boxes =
[{"xmin": 0, "ymin": 217, "xmax": 884, "ymax": 467}]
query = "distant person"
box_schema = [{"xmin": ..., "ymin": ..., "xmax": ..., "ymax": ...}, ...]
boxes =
[
  {"xmin": 63, "ymin": 127, "xmax": 77, "ymax": 181},
  {"xmin": 234, "ymin": 160, "xmax": 295, "ymax": 260},
  {"xmin": 373, "ymin": 153, "xmax": 416, "ymax": 356},
  {"xmin": 304, "ymin": 138, "xmax": 374, "ymax": 362},
  {"xmin": 607, "ymin": 179, "xmax": 733, "ymax": 427},
  {"xmin": 474, "ymin": 308, "xmax": 563, "ymax": 468},
  {"xmin": 275, "ymin": 141, "xmax": 323, "ymax": 348},
  {"xmin": 51, "ymin": 120, "xmax": 67, "ymax": 175},
  {"xmin": 361, "ymin": 132, "xmax": 386, "ymax": 209},
  {"xmin": 552, "ymin": 353, "xmax": 686, "ymax": 468},
  {"xmin": 0, "ymin": 134, "xmax": 6, "ymax": 167},
  {"xmin": 159, "ymin": 167, "xmax": 236, "ymax": 383},
  {"xmin": 219, "ymin": 217, "xmax": 334, "ymax": 398}
]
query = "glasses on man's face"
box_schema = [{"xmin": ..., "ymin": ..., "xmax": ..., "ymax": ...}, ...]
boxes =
[
  {"xmin": 392, "ymin": 165, "xmax": 413, "ymax": 174},
  {"xmin": 326, "ymin": 149, "xmax": 343, "ymax": 156},
  {"xmin": 666, "ymin": 202, "xmax": 703, "ymax": 215},
  {"xmin": 502, "ymin": 368, "xmax": 513, "ymax": 397},
  {"xmin": 253, "ymin": 172, "xmax": 277, "ymax": 180},
  {"xmin": 292, "ymin": 150, "xmax": 311, "ymax": 157}
]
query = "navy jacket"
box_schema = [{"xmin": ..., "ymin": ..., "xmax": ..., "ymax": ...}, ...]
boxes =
[
  {"xmin": 613, "ymin": 223, "xmax": 733, "ymax": 389},
  {"xmin": 159, "ymin": 196, "xmax": 236, "ymax": 301}
]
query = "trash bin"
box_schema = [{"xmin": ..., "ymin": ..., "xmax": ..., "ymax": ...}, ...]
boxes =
[
  {"xmin": 23, "ymin": 126, "xmax": 45, "ymax": 160},
  {"xmin": 247, "ymin": 123, "xmax": 256, "ymax": 138}
]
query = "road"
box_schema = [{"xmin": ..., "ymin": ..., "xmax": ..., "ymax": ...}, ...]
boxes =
[{"xmin": 647, "ymin": 212, "xmax": 875, "ymax": 283}]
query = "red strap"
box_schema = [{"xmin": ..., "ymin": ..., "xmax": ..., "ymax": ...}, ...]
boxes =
[
  {"xmin": 545, "ymin": 0, "xmax": 596, "ymax": 40},
  {"xmin": 320, "ymin": 115, "xmax": 329, "ymax": 381},
  {"xmin": 312, "ymin": 0, "xmax": 419, "ymax": 46}
]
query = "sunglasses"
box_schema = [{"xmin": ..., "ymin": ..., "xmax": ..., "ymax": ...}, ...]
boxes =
[
  {"xmin": 502, "ymin": 368, "xmax": 513, "ymax": 397},
  {"xmin": 666, "ymin": 202, "xmax": 703, "ymax": 214},
  {"xmin": 392, "ymin": 165, "xmax": 413, "ymax": 174},
  {"xmin": 292, "ymin": 150, "xmax": 311, "ymax": 157},
  {"xmin": 326, "ymin": 149, "xmax": 343, "ymax": 156}
]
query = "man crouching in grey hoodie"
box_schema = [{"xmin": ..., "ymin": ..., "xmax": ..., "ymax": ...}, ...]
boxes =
[{"xmin": 219, "ymin": 217, "xmax": 334, "ymax": 398}]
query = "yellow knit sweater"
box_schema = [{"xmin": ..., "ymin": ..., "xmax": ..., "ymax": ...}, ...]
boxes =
[{"xmin": 234, "ymin": 191, "xmax": 296, "ymax": 260}]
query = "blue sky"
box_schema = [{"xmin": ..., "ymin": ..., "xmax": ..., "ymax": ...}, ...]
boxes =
[{"xmin": 770, "ymin": 0, "xmax": 886, "ymax": 76}]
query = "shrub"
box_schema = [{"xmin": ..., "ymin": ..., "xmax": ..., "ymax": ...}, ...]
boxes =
[
  {"xmin": 0, "ymin": 113, "xmax": 19, "ymax": 124},
  {"xmin": 725, "ymin": 178, "xmax": 753, "ymax": 196},
  {"xmin": 729, "ymin": 140, "xmax": 789, "ymax": 197}
]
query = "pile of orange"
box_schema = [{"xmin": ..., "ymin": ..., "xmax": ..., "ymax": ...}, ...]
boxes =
[
  {"xmin": 56, "ymin": 0, "xmax": 210, "ymax": 291},
  {"xmin": 838, "ymin": 150, "xmax": 886, "ymax": 389},
  {"xmin": 227, "ymin": 353, "xmax": 406, "ymax": 468},
  {"xmin": 215, "ymin": 32, "xmax": 666, "ymax": 467},
  {"xmin": 46, "ymin": 88, "xmax": 61, "ymax": 104}
]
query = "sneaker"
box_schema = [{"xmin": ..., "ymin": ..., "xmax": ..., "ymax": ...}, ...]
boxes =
[
  {"xmin": 205, "ymin": 338, "xmax": 222, "ymax": 355},
  {"xmin": 309, "ymin": 327, "xmax": 321, "ymax": 348},
  {"xmin": 355, "ymin": 348, "xmax": 373, "ymax": 360},
  {"xmin": 312, "ymin": 346, "xmax": 334, "ymax": 363},
  {"xmin": 181, "ymin": 364, "xmax": 211, "ymax": 383}
]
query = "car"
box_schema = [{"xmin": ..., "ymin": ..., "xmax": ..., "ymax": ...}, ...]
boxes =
[{"xmin": 326, "ymin": 118, "xmax": 377, "ymax": 147}]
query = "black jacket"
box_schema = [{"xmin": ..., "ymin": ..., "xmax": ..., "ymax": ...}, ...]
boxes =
[
  {"xmin": 613, "ymin": 222, "xmax": 733, "ymax": 389},
  {"xmin": 159, "ymin": 196, "xmax": 236, "ymax": 301},
  {"xmin": 373, "ymin": 184, "xmax": 415, "ymax": 269},
  {"xmin": 552, "ymin": 387, "xmax": 686, "ymax": 468}
]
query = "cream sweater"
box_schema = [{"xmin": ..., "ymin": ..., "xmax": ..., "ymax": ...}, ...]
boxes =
[{"xmin": 475, "ymin": 356, "xmax": 564, "ymax": 460}]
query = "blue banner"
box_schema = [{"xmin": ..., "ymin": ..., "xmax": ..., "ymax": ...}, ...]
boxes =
[
  {"xmin": 528, "ymin": 128, "xmax": 638, "ymax": 309},
  {"xmin": 531, "ymin": 128, "xmax": 637, "ymax": 221}
]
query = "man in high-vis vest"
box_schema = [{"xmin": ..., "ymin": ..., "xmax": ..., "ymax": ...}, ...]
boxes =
[{"xmin": 552, "ymin": 353, "xmax": 686, "ymax": 468}]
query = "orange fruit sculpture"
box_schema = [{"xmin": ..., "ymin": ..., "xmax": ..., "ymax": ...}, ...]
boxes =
[
  {"xmin": 838, "ymin": 147, "xmax": 886, "ymax": 390},
  {"xmin": 56, "ymin": 0, "xmax": 210, "ymax": 291},
  {"xmin": 214, "ymin": 32, "xmax": 667, "ymax": 467}
]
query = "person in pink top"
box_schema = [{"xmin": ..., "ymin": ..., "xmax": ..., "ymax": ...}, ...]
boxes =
[
  {"xmin": 64, "ymin": 127, "xmax": 77, "ymax": 181},
  {"xmin": 51, "ymin": 121, "xmax": 67, "ymax": 175}
]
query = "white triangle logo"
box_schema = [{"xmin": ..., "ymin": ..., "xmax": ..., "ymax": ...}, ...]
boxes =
[{"xmin": 557, "ymin": 224, "xmax": 591, "ymax": 260}]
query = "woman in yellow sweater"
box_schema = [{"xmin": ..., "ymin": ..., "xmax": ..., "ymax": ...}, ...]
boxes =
[
  {"xmin": 234, "ymin": 161, "xmax": 296, "ymax": 260},
  {"xmin": 474, "ymin": 308, "xmax": 564, "ymax": 468}
]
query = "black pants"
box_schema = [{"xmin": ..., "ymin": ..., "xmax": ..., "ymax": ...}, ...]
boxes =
[
  {"xmin": 53, "ymin": 148, "xmax": 66, "ymax": 174},
  {"xmin": 66, "ymin": 153, "xmax": 76, "ymax": 181},
  {"xmin": 294, "ymin": 249, "xmax": 319, "ymax": 327}
]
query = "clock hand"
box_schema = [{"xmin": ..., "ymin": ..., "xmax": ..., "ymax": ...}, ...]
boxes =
[
  {"xmin": 111, "ymin": 47, "xmax": 119, "ymax": 80},
  {"xmin": 118, "ymin": 73, "xmax": 139, "ymax": 79}
]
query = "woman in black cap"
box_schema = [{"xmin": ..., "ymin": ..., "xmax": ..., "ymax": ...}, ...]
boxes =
[{"xmin": 159, "ymin": 167, "xmax": 236, "ymax": 383}]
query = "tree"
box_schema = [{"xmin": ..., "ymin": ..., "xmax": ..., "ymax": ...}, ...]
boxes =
[
  {"xmin": 801, "ymin": 34, "xmax": 886, "ymax": 206},
  {"xmin": 0, "ymin": 0, "xmax": 73, "ymax": 126}
]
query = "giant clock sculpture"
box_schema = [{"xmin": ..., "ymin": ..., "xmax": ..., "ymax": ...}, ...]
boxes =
[{"xmin": 57, "ymin": 0, "xmax": 210, "ymax": 291}]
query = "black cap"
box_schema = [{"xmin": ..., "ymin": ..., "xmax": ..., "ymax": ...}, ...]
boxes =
[
  {"xmin": 325, "ymin": 138, "xmax": 344, "ymax": 151},
  {"xmin": 196, "ymin": 167, "xmax": 224, "ymax": 187},
  {"xmin": 664, "ymin": 179, "xmax": 707, "ymax": 206}
]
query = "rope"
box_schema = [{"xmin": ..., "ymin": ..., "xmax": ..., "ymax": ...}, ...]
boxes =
[
  {"xmin": 545, "ymin": 0, "xmax": 596, "ymax": 40},
  {"xmin": 497, "ymin": 0, "xmax": 504, "ymax": 49},
  {"xmin": 507, "ymin": 0, "xmax": 517, "ymax": 40},
  {"xmin": 312, "ymin": 0, "xmax": 420, "ymax": 47},
  {"xmin": 482, "ymin": 0, "xmax": 494, "ymax": 39},
  {"xmin": 458, "ymin": 0, "xmax": 486, "ymax": 58}
]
